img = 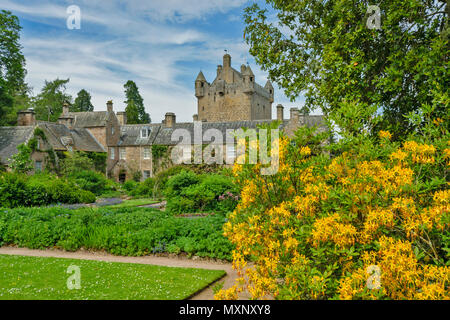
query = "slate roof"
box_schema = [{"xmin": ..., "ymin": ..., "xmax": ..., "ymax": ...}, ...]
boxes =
[
  {"xmin": 119, "ymin": 116, "xmax": 325, "ymax": 146},
  {"xmin": 37, "ymin": 122, "xmax": 106, "ymax": 152},
  {"xmin": 0, "ymin": 127, "xmax": 34, "ymax": 164},
  {"xmin": 66, "ymin": 111, "xmax": 109, "ymax": 128}
]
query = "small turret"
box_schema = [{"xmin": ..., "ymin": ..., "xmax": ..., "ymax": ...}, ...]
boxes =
[
  {"xmin": 243, "ymin": 65, "xmax": 255, "ymax": 94},
  {"xmin": 265, "ymin": 80, "xmax": 274, "ymax": 103},
  {"xmin": 195, "ymin": 71, "xmax": 207, "ymax": 97},
  {"xmin": 223, "ymin": 53, "xmax": 231, "ymax": 69}
]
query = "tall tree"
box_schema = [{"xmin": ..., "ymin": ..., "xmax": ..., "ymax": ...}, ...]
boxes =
[
  {"xmin": 0, "ymin": 10, "xmax": 29, "ymax": 126},
  {"xmin": 124, "ymin": 80, "xmax": 150, "ymax": 124},
  {"xmin": 125, "ymin": 100, "xmax": 140, "ymax": 124},
  {"xmin": 73, "ymin": 89, "xmax": 94, "ymax": 112},
  {"xmin": 33, "ymin": 78, "xmax": 72, "ymax": 122},
  {"xmin": 243, "ymin": 1, "xmax": 449, "ymax": 137}
]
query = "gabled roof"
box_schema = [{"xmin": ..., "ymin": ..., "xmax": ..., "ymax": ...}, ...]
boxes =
[
  {"xmin": 118, "ymin": 124, "xmax": 161, "ymax": 147},
  {"xmin": 0, "ymin": 127, "xmax": 34, "ymax": 164},
  {"xmin": 37, "ymin": 122, "xmax": 106, "ymax": 152},
  {"xmin": 67, "ymin": 111, "xmax": 109, "ymax": 127}
]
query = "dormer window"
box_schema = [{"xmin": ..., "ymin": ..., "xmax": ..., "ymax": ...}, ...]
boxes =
[{"xmin": 141, "ymin": 128, "xmax": 150, "ymax": 138}]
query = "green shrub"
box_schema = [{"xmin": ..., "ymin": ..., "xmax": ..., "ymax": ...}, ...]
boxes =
[
  {"xmin": 130, "ymin": 178, "xmax": 155, "ymax": 197},
  {"xmin": 0, "ymin": 172, "xmax": 96, "ymax": 208},
  {"xmin": 68, "ymin": 170, "xmax": 114, "ymax": 196}
]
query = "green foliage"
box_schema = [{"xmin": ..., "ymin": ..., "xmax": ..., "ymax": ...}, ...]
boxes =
[
  {"xmin": 9, "ymin": 143, "xmax": 33, "ymax": 173},
  {"xmin": 33, "ymin": 78, "xmax": 72, "ymax": 122},
  {"xmin": 0, "ymin": 10, "xmax": 29, "ymax": 126},
  {"xmin": 243, "ymin": 1, "xmax": 449, "ymax": 138},
  {"xmin": 0, "ymin": 172, "xmax": 96, "ymax": 208},
  {"xmin": 0, "ymin": 206, "xmax": 233, "ymax": 260},
  {"xmin": 59, "ymin": 151, "xmax": 94, "ymax": 175},
  {"xmin": 129, "ymin": 178, "xmax": 155, "ymax": 197},
  {"xmin": 124, "ymin": 80, "xmax": 150, "ymax": 124},
  {"xmin": 152, "ymin": 145, "xmax": 168, "ymax": 160},
  {"xmin": 72, "ymin": 89, "xmax": 94, "ymax": 112},
  {"xmin": 68, "ymin": 170, "xmax": 116, "ymax": 196},
  {"xmin": 165, "ymin": 170, "xmax": 239, "ymax": 214},
  {"xmin": 85, "ymin": 152, "xmax": 107, "ymax": 173}
]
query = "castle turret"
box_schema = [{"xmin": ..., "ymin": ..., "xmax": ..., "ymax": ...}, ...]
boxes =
[
  {"xmin": 265, "ymin": 80, "xmax": 274, "ymax": 103},
  {"xmin": 223, "ymin": 53, "xmax": 231, "ymax": 69},
  {"xmin": 195, "ymin": 71, "xmax": 207, "ymax": 98},
  {"xmin": 242, "ymin": 65, "xmax": 255, "ymax": 94}
]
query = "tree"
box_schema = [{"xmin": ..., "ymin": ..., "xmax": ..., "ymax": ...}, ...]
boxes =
[
  {"xmin": 124, "ymin": 80, "xmax": 150, "ymax": 124},
  {"xmin": 243, "ymin": 1, "xmax": 449, "ymax": 137},
  {"xmin": 33, "ymin": 78, "xmax": 72, "ymax": 122},
  {"xmin": 125, "ymin": 99, "xmax": 140, "ymax": 124},
  {"xmin": 0, "ymin": 10, "xmax": 29, "ymax": 126},
  {"xmin": 72, "ymin": 89, "xmax": 94, "ymax": 112},
  {"xmin": 9, "ymin": 143, "xmax": 33, "ymax": 173}
]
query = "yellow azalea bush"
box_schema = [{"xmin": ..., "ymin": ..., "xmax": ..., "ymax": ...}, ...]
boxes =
[{"xmin": 215, "ymin": 114, "xmax": 449, "ymax": 300}]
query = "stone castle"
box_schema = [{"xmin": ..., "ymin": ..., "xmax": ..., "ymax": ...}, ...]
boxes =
[
  {"xmin": 195, "ymin": 54, "xmax": 274, "ymax": 122},
  {"xmin": 0, "ymin": 54, "xmax": 326, "ymax": 182}
]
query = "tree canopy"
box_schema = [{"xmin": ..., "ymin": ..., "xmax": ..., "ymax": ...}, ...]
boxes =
[
  {"xmin": 243, "ymin": 0, "xmax": 449, "ymax": 138},
  {"xmin": 33, "ymin": 78, "xmax": 72, "ymax": 122},
  {"xmin": 0, "ymin": 10, "xmax": 29, "ymax": 126},
  {"xmin": 124, "ymin": 80, "xmax": 150, "ymax": 124},
  {"xmin": 73, "ymin": 89, "xmax": 94, "ymax": 112}
]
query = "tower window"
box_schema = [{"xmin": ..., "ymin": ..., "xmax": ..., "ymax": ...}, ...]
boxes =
[{"xmin": 250, "ymin": 77, "xmax": 254, "ymax": 82}]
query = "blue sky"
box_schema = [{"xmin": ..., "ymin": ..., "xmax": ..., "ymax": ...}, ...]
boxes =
[{"xmin": 3, "ymin": 0, "xmax": 308, "ymax": 122}]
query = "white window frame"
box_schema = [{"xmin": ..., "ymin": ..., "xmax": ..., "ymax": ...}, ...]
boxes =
[
  {"xmin": 143, "ymin": 147, "xmax": 151, "ymax": 159},
  {"xmin": 120, "ymin": 148, "xmax": 126, "ymax": 160},
  {"xmin": 110, "ymin": 147, "xmax": 115, "ymax": 160},
  {"xmin": 141, "ymin": 128, "xmax": 149, "ymax": 138},
  {"xmin": 143, "ymin": 170, "xmax": 151, "ymax": 180}
]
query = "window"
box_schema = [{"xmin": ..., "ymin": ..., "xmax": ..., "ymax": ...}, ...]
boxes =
[
  {"xmin": 110, "ymin": 147, "xmax": 115, "ymax": 160},
  {"xmin": 141, "ymin": 128, "xmax": 148, "ymax": 138},
  {"xmin": 35, "ymin": 161, "xmax": 42, "ymax": 172},
  {"xmin": 120, "ymin": 148, "xmax": 126, "ymax": 160},
  {"xmin": 36, "ymin": 139, "xmax": 40, "ymax": 150},
  {"xmin": 143, "ymin": 147, "xmax": 151, "ymax": 159},
  {"xmin": 111, "ymin": 127, "xmax": 115, "ymax": 135},
  {"xmin": 143, "ymin": 170, "xmax": 151, "ymax": 180}
]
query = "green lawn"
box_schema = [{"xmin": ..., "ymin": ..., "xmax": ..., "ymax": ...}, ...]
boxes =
[
  {"xmin": 107, "ymin": 198, "xmax": 160, "ymax": 208},
  {"xmin": 0, "ymin": 254, "xmax": 225, "ymax": 300}
]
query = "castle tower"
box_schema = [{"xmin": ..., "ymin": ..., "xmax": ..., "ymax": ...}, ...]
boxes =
[{"xmin": 195, "ymin": 54, "xmax": 273, "ymax": 122}]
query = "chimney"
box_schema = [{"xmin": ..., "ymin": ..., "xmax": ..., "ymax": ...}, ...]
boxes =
[
  {"xmin": 165, "ymin": 112, "xmax": 176, "ymax": 128},
  {"xmin": 17, "ymin": 109, "xmax": 36, "ymax": 126},
  {"xmin": 290, "ymin": 108, "xmax": 300, "ymax": 122},
  {"xmin": 240, "ymin": 64, "xmax": 246, "ymax": 74},
  {"xmin": 62, "ymin": 102, "xmax": 70, "ymax": 115},
  {"xmin": 193, "ymin": 114, "xmax": 198, "ymax": 122},
  {"xmin": 276, "ymin": 104, "xmax": 284, "ymax": 121},
  {"xmin": 116, "ymin": 112, "xmax": 127, "ymax": 125},
  {"xmin": 107, "ymin": 100, "xmax": 113, "ymax": 113}
]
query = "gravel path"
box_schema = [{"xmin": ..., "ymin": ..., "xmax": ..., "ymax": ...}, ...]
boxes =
[{"xmin": 0, "ymin": 246, "xmax": 249, "ymax": 300}]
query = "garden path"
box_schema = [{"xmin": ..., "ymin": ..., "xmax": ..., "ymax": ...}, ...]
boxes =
[{"xmin": 0, "ymin": 246, "xmax": 250, "ymax": 300}]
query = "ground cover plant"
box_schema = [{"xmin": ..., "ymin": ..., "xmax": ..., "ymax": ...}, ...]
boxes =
[
  {"xmin": 216, "ymin": 109, "xmax": 449, "ymax": 300},
  {"xmin": 0, "ymin": 206, "xmax": 233, "ymax": 260},
  {"xmin": 0, "ymin": 254, "xmax": 225, "ymax": 300},
  {"xmin": 106, "ymin": 198, "xmax": 159, "ymax": 209}
]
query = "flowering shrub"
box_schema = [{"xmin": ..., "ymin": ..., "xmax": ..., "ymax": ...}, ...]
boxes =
[{"xmin": 215, "ymin": 113, "xmax": 449, "ymax": 300}]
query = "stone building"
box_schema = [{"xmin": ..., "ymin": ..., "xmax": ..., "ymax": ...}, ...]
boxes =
[
  {"xmin": 195, "ymin": 54, "xmax": 274, "ymax": 122},
  {"xmin": 0, "ymin": 55, "xmax": 327, "ymax": 181},
  {"xmin": 0, "ymin": 108, "xmax": 105, "ymax": 172}
]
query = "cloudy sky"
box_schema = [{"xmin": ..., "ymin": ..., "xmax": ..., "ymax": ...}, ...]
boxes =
[{"xmin": 4, "ymin": 0, "xmax": 308, "ymax": 122}]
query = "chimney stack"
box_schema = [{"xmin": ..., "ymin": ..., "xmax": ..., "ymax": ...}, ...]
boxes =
[
  {"xmin": 223, "ymin": 53, "xmax": 231, "ymax": 68},
  {"xmin": 290, "ymin": 108, "xmax": 300, "ymax": 122},
  {"xmin": 116, "ymin": 112, "xmax": 127, "ymax": 125},
  {"xmin": 277, "ymin": 104, "xmax": 284, "ymax": 121},
  {"xmin": 63, "ymin": 102, "xmax": 70, "ymax": 115},
  {"xmin": 17, "ymin": 109, "xmax": 36, "ymax": 126},
  {"xmin": 165, "ymin": 112, "xmax": 176, "ymax": 128},
  {"xmin": 193, "ymin": 114, "xmax": 198, "ymax": 122},
  {"xmin": 107, "ymin": 100, "xmax": 113, "ymax": 113}
]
